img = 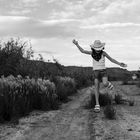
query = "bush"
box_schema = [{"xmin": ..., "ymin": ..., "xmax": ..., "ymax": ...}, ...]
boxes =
[
  {"xmin": 53, "ymin": 76, "xmax": 76, "ymax": 102},
  {"xmin": 0, "ymin": 75, "xmax": 59, "ymax": 122},
  {"xmin": 137, "ymin": 80, "xmax": 140, "ymax": 88},
  {"xmin": 122, "ymin": 80, "xmax": 129, "ymax": 85},
  {"xmin": 65, "ymin": 68, "xmax": 93, "ymax": 89},
  {"xmin": 104, "ymin": 105, "xmax": 116, "ymax": 119},
  {"xmin": 114, "ymin": 94, "xmax": 123, "ymax": 104},
  {"xmin": 85, "ymin": 93, "xmax": 112, "ymax": 109},
  {"xmin": 121, "ymin": 73, "xmax": 131, "ymax": 85},
  {"xmin": 128, "ymin": 98, "xmax": 135, "ymax": 106}
]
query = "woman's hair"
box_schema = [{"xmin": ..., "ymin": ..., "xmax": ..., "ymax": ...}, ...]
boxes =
[{"xmin": 91, "ymin": 48, "xmax": 104, "ymax": 61}]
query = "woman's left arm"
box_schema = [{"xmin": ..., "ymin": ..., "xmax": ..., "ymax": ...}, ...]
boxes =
[{"xmin": 103, "ymin": 51, "xmax": 127, "ymax": 67}]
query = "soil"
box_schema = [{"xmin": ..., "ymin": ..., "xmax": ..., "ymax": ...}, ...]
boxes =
[{"xmin": 0, "ymin": 82, "xmax": 140, "ymax": 140}]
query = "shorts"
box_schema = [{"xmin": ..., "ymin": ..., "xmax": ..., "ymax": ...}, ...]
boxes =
[{"xmin": 93, "ymin": 69, "xmax": 108, "ymax": 82}]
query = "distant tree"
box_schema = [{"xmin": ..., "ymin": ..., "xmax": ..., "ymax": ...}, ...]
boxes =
[
  {"xmin": 25, "ymin": 46, "xmax": 34, "ymax": 60},
  {"xmin": 53, "ymin": 57, "xmax": 64, "ymax": 76},
  {"xmin": 0, "ymin": 38, "xmax": 67, "ymax": 78},
  {"xmin": 39, "ymin": 54, "xmax": 43, "ymax": 61},
  {"xmin": 0, "ymin": 38, "xmax": 26, "ymax": 76}
]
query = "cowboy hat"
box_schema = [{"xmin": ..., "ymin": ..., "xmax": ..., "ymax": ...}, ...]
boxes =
[{"xmin": 90, "ymin": 40, "xmax": 105, "ymax": 51}]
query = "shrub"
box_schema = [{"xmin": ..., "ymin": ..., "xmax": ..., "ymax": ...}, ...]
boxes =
[
  {"xmin": 104, "ymin": 105, "xmax": 116, "ymax": 119},
  {"xmin": 122, "ymin": 80, "xmax": 129, "ymax": 85},
  {"xmin": 137, "ymin": 80, "xmax": 140, "ymax": 88},
  {"xmin": 85, "ymin": 94, "xmax": 95, "ymax": 109},
  {"xmin": 114, "ymin": 94, "xmax": 123, "ymax": 104},
  {"xmin": 85, "ymin": 93, "xmax": 112, "ymax": 109},
  {"xmin": 0, "ymin": 76, "xmax": 59, "ymax": 122},
  {"xmin": 128, "ymin": 98, "xmax": 135, "ymax": 106},
  {"xmin": 99, "ymin": 93, "xmax": 112, "ymax": 106},
  {"xmin": 54, "ymin": 76, "xmax": 76, "ymax": 102},
  {"xmin": 66, "ymin": 69, "xmax": 93, "ymax": 89}
]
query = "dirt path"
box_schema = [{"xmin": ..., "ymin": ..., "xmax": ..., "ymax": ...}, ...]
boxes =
[
  {"xmin": 2, "ymin": 87, "xmax": 96, "ymax": 140},
  {"xmin": 1, "ymin": 83, "xmax": 140, "ymax": 140}
]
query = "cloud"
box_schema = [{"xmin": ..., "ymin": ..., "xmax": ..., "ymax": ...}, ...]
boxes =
[
  {"xmin": 20, "ymin": 0, "xmax": 40, "ymax": 7},
  {"xmin": 21, "ymin": 0, "xmax": 39, "ymax": 3},
  {"xmin": 80, "ymin": 22, "xmax": 140, "ymax": 29},
  {"xmin": 99, "ymin": 0, "xmax": 140, "ymax": 22},
  {"xmin": 41, "ymin": 19, "xmax": 80, "ymax": 25},
  {"xmin": 0, "ymin": 16, "xmax": 29, "ymax": 22},
  {"xmin": 10, "ymin": 9, "xmax": 31, "ymax": 15},
  {"xmin": 0, "ymin": 16, "xmax": 75, "ymax": 38},
  {"xmin": 49, "ymin": 10, "xmax": 76, "ymax": 19},
  {"xmin": 34, "ymin": 50, "xmax": 56, "ymax": 55},
  {"xmin": 0, "ymin": 0, "xmax": 39, "ymax": 18},
  {"xmin": 78, "ymin": 0, "xmax": 140, "ymax": 29},
  {"xmin": 47, "ymin": 0, "xmax": 95, "ymax": 19}
]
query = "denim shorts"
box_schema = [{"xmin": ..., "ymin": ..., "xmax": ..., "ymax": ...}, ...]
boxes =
[{"xmin": 93, "ymin": 69, "xmax": 107, "ymax": 81}]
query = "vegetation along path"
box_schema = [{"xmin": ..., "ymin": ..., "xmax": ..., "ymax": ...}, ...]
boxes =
[
  {"xmin": 1, "ymin": 82, "xmax": 140, "ymax": 140},
  {"xmin": 3, "ymin": 87, "xmax": 95, "ymax": 140}
]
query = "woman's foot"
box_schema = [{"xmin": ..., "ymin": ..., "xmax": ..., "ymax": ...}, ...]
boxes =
[{"xmin": 94, "ymin": 105, "xmax": 100, "ymax": 113}]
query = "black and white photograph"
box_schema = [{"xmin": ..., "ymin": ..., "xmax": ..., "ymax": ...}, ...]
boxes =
[{"xmin": 0, "ymin": 0, "xmax": 140, "ymax": 139}]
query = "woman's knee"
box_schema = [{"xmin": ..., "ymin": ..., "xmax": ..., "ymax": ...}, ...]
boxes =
[
  {"xmin": 103, "ymin": 81, "xmax": 114, "ymax": 89},
  {"xmin": 103, "ymin": 81, "xmax": 108, "ymax": 87},
  {"xmin": 102, "ymin": 77, "xmax": 108, "ymax": 87}
]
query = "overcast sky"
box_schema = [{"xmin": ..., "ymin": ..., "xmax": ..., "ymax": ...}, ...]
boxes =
[{"xmin": 0, "ymin": 0, "xmax": 140, "ymax": 70}]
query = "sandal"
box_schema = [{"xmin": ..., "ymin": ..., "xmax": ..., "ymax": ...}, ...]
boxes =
[{"xmin": 94, "ymin": 105, "xmax": 100, "ymax": 113}]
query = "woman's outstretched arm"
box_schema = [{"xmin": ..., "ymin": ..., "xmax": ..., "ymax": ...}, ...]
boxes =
[
  {"xmin": 103, "ymin": 51, "xmax": 127, "ymax": 67},
  {"xmin": 72, "ymin": 39, "xmax": 92, "ymax": 55}
]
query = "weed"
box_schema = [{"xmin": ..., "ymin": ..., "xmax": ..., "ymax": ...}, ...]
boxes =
[
  {"xmin": 128, "ymin": 98, "xmax": 135, "ymax": 106},
  {"xmin": 85, "ymin": 93, "xmax": 112, "ymax": 109},
  {"xmin": 114, "ymin": 94, "xmax": 123, "ymax": 104},
  {"xmin": 104, "ymin": 105, "xmax": 116, "ymax": 119}
]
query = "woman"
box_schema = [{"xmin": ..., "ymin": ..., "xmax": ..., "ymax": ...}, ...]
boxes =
[{"xmin": 72, "ymin": 39, "xmax": 127, "ymax": 112}]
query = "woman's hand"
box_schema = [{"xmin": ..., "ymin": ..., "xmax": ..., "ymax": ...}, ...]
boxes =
[
  {"xmin": 72, "ymin": 39, "xmax": 78, "ymax": 46},
  {"xmin": 120, "ymin": 63, "xmax": 127, "ymax": 67}
]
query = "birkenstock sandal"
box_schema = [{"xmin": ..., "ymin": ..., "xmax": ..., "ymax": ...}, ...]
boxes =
[{"xmin": 94, "ymin": 105, "xmax": 100, "ymax": 113}]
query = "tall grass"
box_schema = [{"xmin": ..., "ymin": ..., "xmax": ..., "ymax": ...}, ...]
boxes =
[
  {"xmin": 65, "ymin": 68, "xmax": 94, "ymax": 89},
  {"xmin": 0, "ymin": 75, "xmax": 77, "ymax": 122},
  {"xmin": 50, "ymin": 76, "xmax": 77, "ymax": 102},
  {"xmin": 0, "ymin": 75, "xmax": 58, "ymax": 122}
]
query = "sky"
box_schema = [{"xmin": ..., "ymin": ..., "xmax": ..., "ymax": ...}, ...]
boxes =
[{"xmin": 0, "ymin": 0, "xmax": 140, "ymax": 70}]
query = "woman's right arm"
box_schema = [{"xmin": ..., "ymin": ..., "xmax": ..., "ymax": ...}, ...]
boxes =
[{"xmin": 72, "ymin": 39, "xmax": 92, "ymax": 55}]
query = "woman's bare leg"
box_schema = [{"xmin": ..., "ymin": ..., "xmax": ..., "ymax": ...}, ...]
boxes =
[
  {"xmin": 102, "ymin": 77, "xmax": 114, "ymax": 101},
  {"xmin": 94, "ymin": 78, "xmax": 100, "ymax": 105}
]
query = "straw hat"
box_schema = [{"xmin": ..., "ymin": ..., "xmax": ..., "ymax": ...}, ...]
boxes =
[{"xmin": 90, "ymin": 40, "xmax": 105, "ymax": 51}]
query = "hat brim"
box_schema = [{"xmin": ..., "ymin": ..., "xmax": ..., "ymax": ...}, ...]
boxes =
[{"xmin": 90, "ymin": 43, "xmax": 105, "ymax": 50}]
